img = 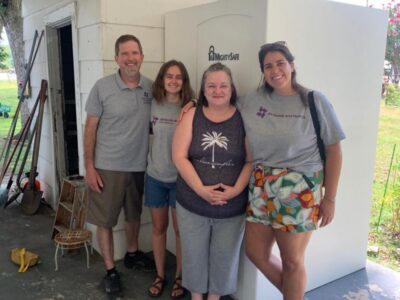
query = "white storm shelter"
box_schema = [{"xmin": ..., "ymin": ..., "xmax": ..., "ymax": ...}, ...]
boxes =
[{"xmin": 165, "ymin": 0, "xmax": 388, "ymax": 299}]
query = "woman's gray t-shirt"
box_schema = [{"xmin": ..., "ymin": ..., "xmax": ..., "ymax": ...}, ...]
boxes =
[
  {"xmin": 238, "ymin": 89, "xmax": 345, "ymax": 173},
  {"xmin": 146, "ymin": 100, "xmax": 181, "ymax": 183}
]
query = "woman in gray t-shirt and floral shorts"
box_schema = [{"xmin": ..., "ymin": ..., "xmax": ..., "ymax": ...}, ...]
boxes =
[{"xmin": 240, "ymin": 42, "xmax": 346, "ymax": 300}]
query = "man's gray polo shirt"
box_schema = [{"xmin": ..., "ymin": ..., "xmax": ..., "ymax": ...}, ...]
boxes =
[{"xmin": 85, "ymin": 71, "xmax": 153, "ymax": 172}]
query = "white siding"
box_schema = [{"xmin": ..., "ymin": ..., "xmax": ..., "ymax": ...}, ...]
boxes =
[
  {"xmin": 76, "ymin": 0, "xmax": 102, "ymax": 28},
  {"xmin": 79, "ymin": 61, "xmax": 104, "ymax": 93},
  {"xmin": 102, "ymin": 0, "xmax": 216, "ymax": 27},
  {"xmin": 102, "ymin": 25, "xmax": 164, "ymax": 61},
  {"xmin": 77, "ymin": 25, "xmax": 103, "ymax": 61}
]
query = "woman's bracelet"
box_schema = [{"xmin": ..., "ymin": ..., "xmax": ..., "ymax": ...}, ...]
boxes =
[{"xmin": 323, "ymin": 197, "xmax": 336, "ymax": 203}]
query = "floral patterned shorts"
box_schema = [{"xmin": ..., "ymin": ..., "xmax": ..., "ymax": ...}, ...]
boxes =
[{"xmin": 246, "ymin": 164, "xmax": 323, "ymax": 233}]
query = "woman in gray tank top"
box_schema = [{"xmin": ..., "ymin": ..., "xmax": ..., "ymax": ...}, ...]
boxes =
[
  {"xmin": 172, "ymin": 63, "xmax": 252, "ymax": 300},
  {"xmin": 145, "ymin": 60, "xmax": 195, "ymax": 299},
  {"xmin": 242, "ymin": 42, "xmax": 345, "ymax": 300}
]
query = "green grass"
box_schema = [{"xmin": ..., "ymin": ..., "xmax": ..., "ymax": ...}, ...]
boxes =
[
  {"xmin": 368, "ymin": 102, "xmax": 400, "ymax": 271},
  {"xmin": 0, "ymin": 80, "xmax": 32, "ymax": 181},
  {"xmin": 0, "ymin": 80, "xmax": 21, "ymax": 136}
]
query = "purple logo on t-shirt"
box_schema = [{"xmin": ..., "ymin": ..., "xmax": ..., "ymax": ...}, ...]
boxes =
[
  {"xmin": 256, "ymin": 105, "xmax": 306, "ymax": 119},
  {"xmin": 257, "ymin": 106, "xmax": 268, "ymax": 118},
  {"xmin": 152, "ymin": 116, "xmax": 177, "ymax": 126},
  {"xmin": 152, "ymin": 116, "xmax": 159, "ymax": 126}
]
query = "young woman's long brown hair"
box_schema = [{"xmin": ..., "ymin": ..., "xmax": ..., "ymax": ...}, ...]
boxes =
[{"xmin": 152, "ymin": 60, "xmax": 195, "ymax": 107}]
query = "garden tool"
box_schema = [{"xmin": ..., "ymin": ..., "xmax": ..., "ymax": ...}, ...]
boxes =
[
  {"xmin": 3, "ymin": 122, "xmax": 37, "ymax": 208},
  {"xmin": 0, "ymin": 91, "xmax": 41, "ymax": 206},
  {"xmin": 20, "ymin": 80, "xmax": 47, "ymax": 215},
  {"xmin": 0, "ymin": 30, "xmax": 43, "ymax": 175},
  {"xmin": 0, "ymin": 120, "xmax": 31, "ymax": 206}
]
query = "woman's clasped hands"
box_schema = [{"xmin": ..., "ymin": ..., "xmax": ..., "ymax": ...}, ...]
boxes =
[{"xmin": 198, "ymin": 183, "xmax": 240, "ymax": 205}]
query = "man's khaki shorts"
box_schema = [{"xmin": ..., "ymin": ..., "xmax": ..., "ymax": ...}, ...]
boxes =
[{"xmin": 87, "ymin": 169, "xmax": 144, "ymax": 228}]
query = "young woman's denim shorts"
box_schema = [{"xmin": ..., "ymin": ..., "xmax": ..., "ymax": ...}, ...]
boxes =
[
  {"xmin": 144, "ymin": 174, "xmax": 177, "ymax": 208},
  {"xmin": 246, "ymin": 164, "xmax": 323, "ymax": 233}
]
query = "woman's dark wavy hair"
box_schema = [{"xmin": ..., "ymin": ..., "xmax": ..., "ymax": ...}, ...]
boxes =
[
  {"xmin": 198, "ymin": 62, "xmax": 237, "ymax": 107},
  {"xmin": 258, "ymin": 42, "xmax": 309, "ymax": 106},
  {"xmin": 152, "ymin": 60, "xmax": 195, "ymax": 107}
]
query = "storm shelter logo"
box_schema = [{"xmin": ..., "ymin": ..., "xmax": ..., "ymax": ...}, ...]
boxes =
[{"xmin": 208, "ymin": 46, "xmax": 240, "ymax": 61}]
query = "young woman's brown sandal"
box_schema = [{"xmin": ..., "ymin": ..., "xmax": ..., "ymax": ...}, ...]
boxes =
[
  {"xmin": 148, "ymin": 275, "xmax": 167, "ymax": 298},
  {"xmin": 170, "ymin": 276, "xmax": 187, "ymax": 299}
]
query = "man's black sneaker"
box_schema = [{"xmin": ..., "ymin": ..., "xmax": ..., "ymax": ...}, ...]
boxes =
[
  {"xmin": 124, "ymin": 250, "xmax": 155, "ymax": 271},
  {"xmin": 104, "ymin": 271, "xmax": 121, "ymax": 295}
]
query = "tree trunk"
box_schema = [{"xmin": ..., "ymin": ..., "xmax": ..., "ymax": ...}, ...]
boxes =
[{"xmin": 1, "ymin": 0, "xmax": 30, "ymax": 133}]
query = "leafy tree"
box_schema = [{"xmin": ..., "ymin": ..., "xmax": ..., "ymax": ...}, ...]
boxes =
[
  {"xmin": 0, "ymin": 0, "xmax": 30, "ymax": 130},
  {"xmin": 381, "ymin": 1, "xmax": 400, "ymax": 83},
  {"xmin": 0, "ymin": 0, "xmax": 23, "ymax": 82},
  {"xmin": 0, "ymin": 44, "xmax": 8, "ymax": 69},
  {"xmin": 385, "ymin": 83, "xmax": 400, "ymax": 106}
]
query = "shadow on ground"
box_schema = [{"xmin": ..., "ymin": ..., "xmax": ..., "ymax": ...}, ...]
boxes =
[{"xmin": 0, "ymin": 202, "xmax": 234, "ymax": 300}]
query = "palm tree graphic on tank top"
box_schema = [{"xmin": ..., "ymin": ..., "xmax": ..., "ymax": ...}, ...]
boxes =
[{"xmin": 201, "ymin": 131, "xmax": 229, "ymax": 168}]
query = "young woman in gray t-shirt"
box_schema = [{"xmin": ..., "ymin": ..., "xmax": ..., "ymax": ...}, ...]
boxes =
[
  {"xmin": 241, "ymin": 42, "xmax": 345, "ymax": 300},
  {"xmin": 145, "ymin": 60, "xmax": 195, "ymax": 299}
]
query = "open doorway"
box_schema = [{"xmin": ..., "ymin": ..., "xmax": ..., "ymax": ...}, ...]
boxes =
[
  {"xmin": 47, "ymin": 23, "xmax": 79, "ymax": 191},
  {"xmin": 59, "ymin": 25, "xmax": 79, "ymax": 176}
]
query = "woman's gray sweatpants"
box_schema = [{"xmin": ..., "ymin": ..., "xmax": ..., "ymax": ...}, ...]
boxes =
[{"xmin": 176, "ymin": 202, "xmax": 245, "ymax": 296}]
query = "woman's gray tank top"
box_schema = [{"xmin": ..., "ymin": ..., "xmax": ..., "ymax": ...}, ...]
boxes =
[{"xmin": 176, "ymin": 106, "xmax": 248, "ymax": 219}]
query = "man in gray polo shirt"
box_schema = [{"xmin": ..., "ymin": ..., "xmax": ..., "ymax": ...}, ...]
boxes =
[{"xmin": 84, "ymin": 34, "xmax": 154, "ymax": 296}]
